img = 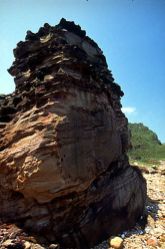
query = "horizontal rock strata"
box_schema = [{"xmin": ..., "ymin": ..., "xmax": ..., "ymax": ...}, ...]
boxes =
[{"xmin": 0, "ymin": 19, "xmax": 146, "ymax": 248}]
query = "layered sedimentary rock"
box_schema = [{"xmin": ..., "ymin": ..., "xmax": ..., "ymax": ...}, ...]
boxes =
[{"xmin": 0, "ymin": 19, "xmax": 146, "ymax": 248}]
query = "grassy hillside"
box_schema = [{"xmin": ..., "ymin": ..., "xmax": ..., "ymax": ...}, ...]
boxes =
[{"xmin": 128, "ymin": 123, "xmax": 165, "ymax": 164}]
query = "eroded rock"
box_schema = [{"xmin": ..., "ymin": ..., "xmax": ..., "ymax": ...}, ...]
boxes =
[{"xmin": 0, "ymin": 19, "xmax": 146, "ymax": 248}]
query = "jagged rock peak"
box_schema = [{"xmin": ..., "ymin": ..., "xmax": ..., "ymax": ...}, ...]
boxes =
[
  {"xmin": 8, "ymin": 18, "xmax": 123, "ymax": 97},
  {"xmin": 25, "ymin": 18, "xmax": 87, "ymax": 40}
]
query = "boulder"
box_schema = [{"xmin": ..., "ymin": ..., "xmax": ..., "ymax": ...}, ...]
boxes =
[{"xmin": 0, "ymin": 19, "xmax": 146, "ymax": 248}]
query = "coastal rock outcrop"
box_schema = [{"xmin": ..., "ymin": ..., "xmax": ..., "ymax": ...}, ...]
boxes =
[{"xmin": 0, "ymin": 19, "xmax": 146, "ymax": 248}]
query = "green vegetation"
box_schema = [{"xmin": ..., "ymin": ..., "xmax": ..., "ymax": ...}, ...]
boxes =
[{"xmin": 128, "ymin": 123, "xmax": 165, "ymax": 165}]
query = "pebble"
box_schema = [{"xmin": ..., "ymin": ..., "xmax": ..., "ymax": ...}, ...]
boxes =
[
  {"xmin": 160, "ymin": 234, "xmax": 165, "ymax": 242},
  {"xmin": 49, "ymin": 244, "xmax": 60, "ymax": 249},
  {"xmin": 2, "ymin": 239, "xmax": 14, "ymax": 247},
  {"xmin": 147, "ymin": 237, "xmax": 159, "ymax": 247},
  {"xmin": 109, "ymin": 236, "xmax": 123, "ymax": 249},
  {"xmin": 24, "ymin": 241, "xmax": 31, "ymax": 249},
  {"xmin": 30, "ymin": 243, "xmax": 45, "ymax": 249}
]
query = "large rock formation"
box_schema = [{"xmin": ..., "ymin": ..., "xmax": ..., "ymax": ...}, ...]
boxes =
[{"xmin": 0, "ymin": 19, "xmax": 146, "ymax": 248}]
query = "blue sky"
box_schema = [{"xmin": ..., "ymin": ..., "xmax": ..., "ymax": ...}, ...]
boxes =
[{"xmin": 0, "ymin": 0, "xmax": 165, "ymax": 142}]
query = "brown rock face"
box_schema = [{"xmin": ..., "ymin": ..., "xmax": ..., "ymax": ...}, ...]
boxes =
[{"xmin": 0, "ymin": 19, "xmax": 146, "ymax": 248}]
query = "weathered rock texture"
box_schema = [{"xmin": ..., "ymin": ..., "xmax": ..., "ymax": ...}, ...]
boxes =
[{"xmin": 0, "ymin": 19, "xmax": 146, "ymax": 248}]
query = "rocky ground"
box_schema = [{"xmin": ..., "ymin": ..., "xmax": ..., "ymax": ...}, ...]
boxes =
[{"xmin": 0, "ymin": 162, "xmax": 164, "ymax": 249}]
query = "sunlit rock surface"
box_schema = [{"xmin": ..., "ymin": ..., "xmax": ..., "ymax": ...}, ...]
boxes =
[{"xmin": 0, "ymin": 19, "xmax": 146, "ymax": 249}]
